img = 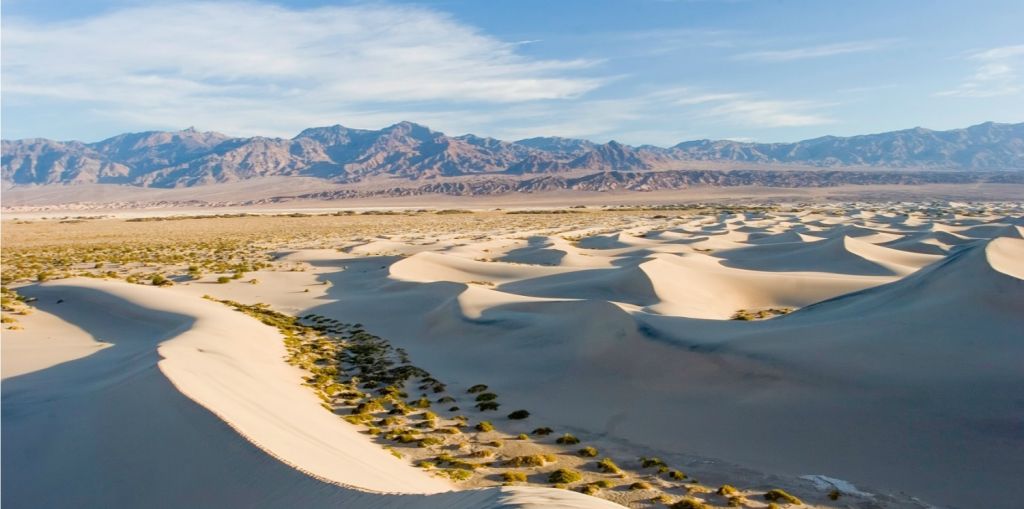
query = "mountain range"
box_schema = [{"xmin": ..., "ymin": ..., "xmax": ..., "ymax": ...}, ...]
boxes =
[{"xmin": 3, "ymin": 121, "xmax": 1023, "ymax": 189}]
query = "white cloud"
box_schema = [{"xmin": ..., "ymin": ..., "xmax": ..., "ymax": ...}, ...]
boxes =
[
  {"xmin": 1, "ymin": 2, "xmax": 603, "ymax": 136},
  {"xmin": 667, "ymin": 89, "xmax": 833, "ymax": 127},
  {"xmin": 936, "ymin": 44, "xmax": 1024, "ymax": 98},
  {"xmin": 734, "ymin": 39, "xmax": 896, "ymax": 62}
]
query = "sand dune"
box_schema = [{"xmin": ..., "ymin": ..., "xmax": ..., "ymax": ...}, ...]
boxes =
[{"xmin": 5, "ymin": 203, "xmax": 1021, "ymax": 509}]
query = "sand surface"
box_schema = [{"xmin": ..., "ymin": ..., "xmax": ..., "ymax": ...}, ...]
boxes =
[{"xmin": 3, "ymin": 203, "xmax": 1022, "ymax": 509}]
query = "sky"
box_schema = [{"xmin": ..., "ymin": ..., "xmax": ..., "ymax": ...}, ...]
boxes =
[{"xmin": 2, "ymin": 0, "xmax": 1023, "ymax": 145}]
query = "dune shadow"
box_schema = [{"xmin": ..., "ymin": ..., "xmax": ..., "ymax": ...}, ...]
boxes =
[{"xmin": 0, "ymin": 283, "xmax": 503, "ymax": 508}]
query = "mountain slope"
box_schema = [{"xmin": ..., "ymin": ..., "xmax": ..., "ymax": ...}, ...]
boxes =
[{"xmin": 2, "ymin": 121, "xmax": 1023, "ymax": 188}]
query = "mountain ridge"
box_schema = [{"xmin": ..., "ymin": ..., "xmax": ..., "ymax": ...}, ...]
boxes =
[{"xmin": 3, "ymin": 121, "xmax": 1023, "ymax": 188}]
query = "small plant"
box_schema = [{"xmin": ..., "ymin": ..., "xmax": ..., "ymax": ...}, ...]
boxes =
[
  {"xmin": 590, "ymin": 480, "xmax": 615, "ymax": 489},
  {"xmin": 668, "ymin": 470, "xmax": 687, "ymax": 480},
  {"xmin": 597, "ymin": 457, "xmax": 621, "ymax": 474},
  {"xmin": 150, "ymin": 273, "xmax": 172, "ymax": 286},
  {"xmin": 216, "ymin": 276, "xmax": 231, "ymax": 284},
  {"xmin": 475, "ymin": 392, "xmax": 498, "ymax": 402},
  {"xmin": 578, "ymin": 446, "xmax": 598, "ymax": 457},
  {"xmin": 418, "ymin": 437, "xmax": 443, "ymax": 447},
  {"xmin": 441, "ymin": 469, "xmax": 473, "ymax": 481},
  {"xmin": 416, "ymin": 460, "xmax": 435, "ymax": 469},
  {"xmin": 640, "ymin": 456, "xmax": 666, "ymax": 468},
  {"xmin": 475, "ymin": 401, "xmax": 500, "ymax": 411},
  {"xmin": 555, "ymin": 433, "xmax": 580, "ymax": 445},
  {"xmin": 671, "ymin": 499, "xmax": 709, "ymax": 509},
  {"xmin": 506, "ymin": 454, "xmax": 552, "ymax": 467},
  {"xmin": 517, "ymin": 433, "xmax": 529, "ymax": 440},
  {"xmin": 532, "ymin": 427, "xmax": 553, "ymax": 436},
  {"xmin": 548, "ymin": 468, "xmax": 582, "ymax": 484},
  {"xmin": 475, "ymin": 421, "xmax": 495, "ymax": 432},
  {"xmin": 579, "ymin": 484, "xmax": 600, "ymax": 495},
  {"xmin": 502, "ymin": 471, "xmax": 528, "ymax": 483},
  {"xmin": 467, "ymin": 384, "xmax": 488, "ymax": 393},
  {"xmin": 828, "ymin": 489, "xmax": 841, "ymax": 500},
  {"xmin": 717, "ymin": 485, "xmax": 738, "ymax": 496},
  {"xmin": 630, "ymin": 481, "xmax": 653, "ymax": 490},
  {"xmin": 507, "ymin": 409, "xmax": 530, "ymax": 420},
  {"xmin": 764, "ymin": 489, "xmax": 802, "ymax": 505}
]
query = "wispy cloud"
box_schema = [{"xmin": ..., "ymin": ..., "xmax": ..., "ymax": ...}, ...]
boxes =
[
  {"xmin": 935, "ymin": 44, "xmax": 1024, "ymax": 98},
  {"xmin": 668, "ymin": 89, "xmax": 834, "ymax": 127},
  {"xmin": 734, "ymin": 39, "xmax": 897, "ymax": 62},
  {"xmin": 2, "ymin": 1, "xmax": 604, "ymax": 136}
]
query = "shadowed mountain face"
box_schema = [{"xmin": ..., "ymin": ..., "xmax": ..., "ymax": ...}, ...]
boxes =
[{"xmin": 2, "ymin": 121, "xmax": 1023, "ymax": 188}]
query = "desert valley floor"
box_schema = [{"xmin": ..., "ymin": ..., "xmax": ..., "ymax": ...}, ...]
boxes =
[{"xmin": 2, "ymin": 203, "xmax": 1022, "ymax": 509}]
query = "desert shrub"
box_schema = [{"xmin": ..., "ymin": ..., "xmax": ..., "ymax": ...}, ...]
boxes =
[
  {"xmin": 579, "ymin": 484, "xmax": 600, "ymax": 495},
  {"xmin": 597, "ymin": 457, "xmax": 621, "ymax": 474},
  {"xmin": 421, "ymin": 411, "xmax": 438, "ymax": 421},
  {"xmin": 516, "ymin": 433, "xmax": 528, "ymax": 440},
  {"xmin": 469, "ymin": 449, "xmax": 493, "ymax": 458},
  {"xmin": 502, "ymin": 471, "xmax": 528, "ymax": 482},
  {"xmin": 828, "ymin": 489, "xmax": 840, "ymax": 500},
  {"xmin": 532, "ymin": 427, "xmax": 553, "ymax": 436},
  {"xmin": 150, "ymin": 273, "xmax": 172, "ymax": 286},
  {"xmin": 352, "ymin": 400, "xmax": 385, "ymax": 415},
  {"xmin": 441, "ymin": 469, "xmax": 473, "ymax": 481},
  {"xmin": 717, "ymin": 485, "xmax": 738, "ymax": 496},
  {"xmin": 475, "ymin": 401, "xmax": 500, "ymax": 411},
  {"xmin": 578, "ymin": 446, "xmax": 598, "ymax": 457},
  {"xmin": 668, "ymin": 470, "xmax": 687, "ymax": 480},
  {"xmin": 507, "ymin": 409, "xmax": 530, "ymax": 420},
  {"xmin": 764, "ymin": 489, "xmax": 802, "ymax": 505},
  {"xmin": 506, "ymin": 455, "xmax": 550, "ymax": 467},
  {"xmin": 630, "ymin": 481, "xmax": 653, "ymax": 490},
  {"xmin": 548, "ymin": 468, "xmax": 582, "ymax": 484},
  {"xmin": 216, "ymin": 276, "xmax": 231, "ymax": 284},
  {"xmin": 437, "ymin": 396, "xmax": 456, "ymax": 404},
  {"xmin": 727, "ymin": 496, "xmax": 746, "ymax": 507},
  {"xmin": 467, "ymin": 384, "xmax": 488, "ymax": 393},
  {"xmin": 671, "ymin": 499, "xmax": 709, "ymax": 509},
  {"xmin": 640, "ymin": 456, "xmax": 666, "ymax": 468},
  {"xmin": 475, "ymin": 392, "xmax": 498, "ymax": 402},
  {"xmin": 396, "ymin": 433, "xmax": 418, "ymax": 443},
  {"xmin": 414, "ymin": 397, "xmax": 431, "ymax": 408},
  {"xmin": 486, "ymin": 440, "xmax": 503, "ymax": 447},
  {"xmin": 416, "ymin": 460, "xmax": 435, "ymax": 469},
  {"xmin": 418, "ymin": 437, "xmax": 443, "ymax": 447},
  {"xmin": 555, "ymin": 433, "xmax": 580, "ymax": 445},
  {"xmin": 590, "ymin": 479, "xmax": 615, "ymax": 489},
  {"xmin": 475, "ymin": 421, "xmax": 495, "ymax": 432}
]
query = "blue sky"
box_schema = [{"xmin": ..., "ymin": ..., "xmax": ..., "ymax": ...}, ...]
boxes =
[{"xmin": 2, "ymin": 0, "xmax": 1022, "ymax": 145}]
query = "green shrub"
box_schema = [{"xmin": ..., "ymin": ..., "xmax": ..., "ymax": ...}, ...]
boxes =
[
  {"xmin": 597, "ymin": 457, "xmax": 621, "ymax": 474},
  {"xmin": 548, "ymin": 468, "xmax": 582, "ymax": 484},
  {"xmin": 469, "ymin": 449, "xmax": 493, "ymax": 458},
  {"xmin": 764, "ymin": 489, "xmax": 802, "ymax": 505},
  {"xmin": 475, "ymin": 392, "xmax": 498, "ymax": 402},
  {"xmin": 532, "ymin": 427, "xmax": 553, "ymax": 436},
  {"xmin": 441, "ymin": 469, "xmax": 473, "ymax": 481},
  {"xmin": 476, "ymin": 401, "xmax": 500, "ymax": 411},
  {"xmin": 150, "ymin": 274, "xmax": 172, "ymax": 286},
  {"xmin": 579, "ymin": 484, "xmax": 600, "ymax": 495},
  {"xmin": 416, "ymin": 460, "xmax": 435, "ymax": 469},
  {"xmin": 418, "ymin": 437, "xmax": 443, "ymax": 447},
  {"xmin": 502, "ymin": 471, "xmax": 528, "ymax": 482},
  {"xmin": 717, "ymin": 485, "xmax": 738, "ymax": 496},
  {"xmin": 630, "ymin": 481, "xmax": 653, "ymax": 490},
  {"xmin": 506, "ymin": 455, "xmax": 551, "ymax": 467},
  {"xmin": 640, "ymin": 456, "xmax": 666, "ymax": 468},
  {"xmin": 216, "ymin": 276, "xmax": 231, "ymax": 284},
  {"xmin": 555, "ymin": 433, "xmax": 580, "ymax": 445},
  {"xmin": 475, "ymin": 421, "xmax": 495, "ymax": 432},
  {"xmin": 516, "ymin": 433, "xmax": 528, "ymax": 440},
  {"xmin": 467, "ymin": 384, "xmax": 488, "ymax": 393},
  {"xmin": 668, "ymin": 470, "xmax": 687, "ymax": 480},
  {"xmin": 578, "ymin": 446, "xmax": 598, "ymax": 457},
  {"xmin": 507, "ymin": 409, "xmax": 530, "ymax": 420}
]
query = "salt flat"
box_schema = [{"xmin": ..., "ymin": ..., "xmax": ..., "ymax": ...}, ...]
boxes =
[{"xmin": 2, "ymin": 203, "xmax": 1022, "ymax": 509}]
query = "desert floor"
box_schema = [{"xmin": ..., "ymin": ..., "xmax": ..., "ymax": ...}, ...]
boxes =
[{"xmin": 2, "ymin": 202, "xmax": 1022, "ymax": 509}]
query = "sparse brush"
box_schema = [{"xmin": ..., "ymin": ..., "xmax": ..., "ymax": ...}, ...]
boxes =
[
  {"xmin": 507, "ymin": 409, "xmax": 530, "ymax": 420},
  {"xmin": 555, "ymin": 433, "xmax": 580, "ymax": 445},
  {"xmin": 547, "ymin": 468, "xmax": 582, "ymax": 484},
  {"xmin": 763, "ymin": 489, "xmax": 802, "ymax": 505},
  {"xmin": 475, "ymin": 421, "xmax": 495, "ymax": 432},
  {"xmin": 502, "ymin": 471, "xmax": 528, "ymax": 483},
  {"xmin": 597, "ymin": 457, "xmax": 621, "ymax": 474},
  {"xmin": 578, "ymin": 446, "xmax": 598, "ymax": 457}
]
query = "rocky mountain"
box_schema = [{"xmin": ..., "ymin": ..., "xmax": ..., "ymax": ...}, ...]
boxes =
[{"xmin": 2, "ymin": 121, "xmax": 1022, "ymax": 188}]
